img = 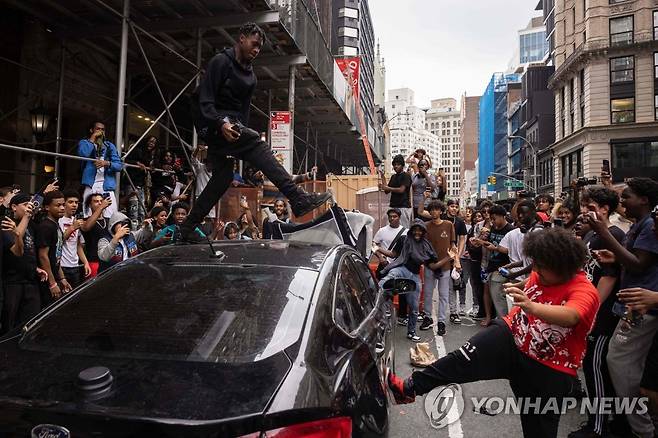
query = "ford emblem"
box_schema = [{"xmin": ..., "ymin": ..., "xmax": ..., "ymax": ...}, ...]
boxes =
[{"xmin": 31, "ymin": 424, "xmax": 71, "ymax": 438}]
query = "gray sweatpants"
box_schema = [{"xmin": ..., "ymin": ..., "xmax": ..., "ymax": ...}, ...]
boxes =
[
  {"xmin": 489, "ymin": 271, "xmax": 509, "ymax": 317},
  {"xmin": 607, "ymin": 314, "xmax": 658, "ymax": 438}
]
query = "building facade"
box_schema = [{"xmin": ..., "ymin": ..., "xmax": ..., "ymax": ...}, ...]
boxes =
[
  {"xmin": 385, "ymin": 88, "xmax": 441, "ymax": 175},
  {"xmin": 460, "ymin": 95, "xmax": 481, "ymax": 203},
  {"xmin": 479, "ymin": 73, "xmax": 522, "ymax": 195},
  {"xmin": 548, "ymin": 0, "xmax": 658, "ymax": 195},
  {"xmin": 508, "ymin": 16, "xmax": 550, "ymax": 73},
  {"xmin": 425, "ymin": 98, "xmax": 462, "ymax": 199},
  {"xmin": 331, "ymin": 0, "xmax": 376, "ymax": 129}
]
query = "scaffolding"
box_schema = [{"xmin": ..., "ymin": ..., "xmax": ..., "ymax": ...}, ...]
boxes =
[{"xmin": 0, "ymin": 0, "xmax": 375, "ymax": 192}]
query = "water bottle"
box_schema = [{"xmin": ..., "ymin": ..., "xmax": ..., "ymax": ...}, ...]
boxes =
[{"xmin": 615, "ymin": 321, "xmax": 631, "ymax": 345}]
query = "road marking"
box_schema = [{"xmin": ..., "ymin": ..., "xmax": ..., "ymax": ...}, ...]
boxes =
[{"xmin": 432, "ymin": 303, "xmax": 464, "ymax": 438}]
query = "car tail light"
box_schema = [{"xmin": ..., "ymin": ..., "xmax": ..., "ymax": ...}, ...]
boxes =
[{"xmin": 241, "ymin": 417, "xmax": 352, "ymax": 438}]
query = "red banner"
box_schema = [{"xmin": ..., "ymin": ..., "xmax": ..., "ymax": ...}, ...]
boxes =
[{"xmin": 336, "ymin": 56, "xmax": 360, "ymax": 102}]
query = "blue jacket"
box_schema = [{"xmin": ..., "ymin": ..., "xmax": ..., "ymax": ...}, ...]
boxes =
[{"xmin": 78, "ymin": 139, "xmax": 123, "ymax": 191}]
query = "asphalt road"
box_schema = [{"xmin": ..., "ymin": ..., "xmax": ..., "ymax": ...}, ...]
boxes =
[{"xmin": 387, "ymin": 289, "xmax": 586, "ymax": 438}]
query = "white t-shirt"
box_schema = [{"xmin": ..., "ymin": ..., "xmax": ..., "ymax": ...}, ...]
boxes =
[
  {"xmin": 499, "ymin": 226, "xmax": 542, "ymax": 278},
  {"xmin": 373, "ymin": 225, "xmax": 407, "ymax": 262},
  {"xmin": 58, "ymin": 216, "xmax": 85, "ymax": 268}
]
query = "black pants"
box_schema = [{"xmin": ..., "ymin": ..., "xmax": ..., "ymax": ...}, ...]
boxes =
[
  {"xmin": 467, "ymin": 258, "xmax": 484, "ymax": 314},
  {"xmin": 412, "ymin": 319, "xmax": 576, "ymax": 438},
  {"xmin": 1, "ymin": 283, "xmax": 41, "ymax": 334},
  {"xmin": 62, "ymin": 266, "xmax": 82, "ymax": 290},
  {"xmin": 186, "ymin": 126, "xmax": 303, "ymax": 229},
  {"xmin": 581, "ymin": 334, "xmax": 617, "ymax": 434}
]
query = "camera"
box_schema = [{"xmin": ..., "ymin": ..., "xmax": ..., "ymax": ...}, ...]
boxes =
[{"xmin": 575, "ymin": 177, "xmax": 598, "ymax": 187}]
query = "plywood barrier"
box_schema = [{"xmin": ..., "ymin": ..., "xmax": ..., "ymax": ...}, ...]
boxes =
[{"xmin": 326, "ymin": 174, "xmax": 380, "ymax": 212}]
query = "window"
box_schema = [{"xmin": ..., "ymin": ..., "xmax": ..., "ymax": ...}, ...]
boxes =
[
  {"xmin": 611, "ymin": 140, "xmax": 658, "ymax": 181},
  {"xmin": 610, "ymin": 56, "xmax": 634, "ymax": 84},
  {"xmin": 580, "ymin": 69, "xmax": 586, "ymax": 128},
  {"xmin": 338, "ymin": 7, "xmax": 358, "ymax": 19},
  {"xmin": 611, "ymin": 98, "xmax": 635, "ymax": 123},
  {"xmin": 654, "ymin": 11, "xmax": 658, "ymax": 40},
  {"xmin": 654, "ymin": 53, "xmax": 658, "ymax": 79},
  {"xmin": 610, "ymin": 16, "xmax": 633, "ymax": 46},
  {"xmin": 338, "ymin": 26, "xmax": 358, "ymax": 38},
  {"xmin": 561, "ymin": 149, "xmax": 583, "ymax": 189},
  {"xmin": 338, "ymin": 46, "xmax": 358, "ymax": 56},
  {"xmin": 655, "ymin": 95, "xmax": 658, "ymax": 120}
]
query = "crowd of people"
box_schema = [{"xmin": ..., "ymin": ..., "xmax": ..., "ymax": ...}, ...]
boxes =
[{"xmin": 376, "ymin": 152, "xmax": 658, "ymax": 438}]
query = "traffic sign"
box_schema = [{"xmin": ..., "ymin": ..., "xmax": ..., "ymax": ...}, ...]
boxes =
[{"xmin": 504, "ymin": 180, "xmax": 525, "ymax": 189}]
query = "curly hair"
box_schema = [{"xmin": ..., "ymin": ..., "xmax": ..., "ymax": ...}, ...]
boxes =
[
  {"xmin": 626, "ymin": 177, "xmax": 658, "ymax": 207},
  {"xmin": 523, "ymin": 228, "xmax": 588, "ymax": 277},
  {"xmin": 239, "ymin": 22, "xmax": 265, "ymax": 41},
  {"xmin": 581, "ymin": 186, "xmax": 619, "ymax": 213},
  {"xmin": 392, "ymin": 154, "xmax": 405, "ymax": 166},
  {"xmin": 427, "ymin": 200, "xmax": 446, "ymax": 212}
]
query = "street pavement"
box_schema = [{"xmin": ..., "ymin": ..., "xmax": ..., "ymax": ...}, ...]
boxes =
[{"xmin": 387, "ymin": 288, "xmax": 586, "ymax": 438}]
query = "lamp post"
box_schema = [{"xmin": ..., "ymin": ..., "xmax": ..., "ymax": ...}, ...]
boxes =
[
  {"xmin": 508, "ymin": 135, "xmax": 538, "ymax": 193},
  {"xmin": 30, "ymin": 102, "xmax": 51, "ymax": 141}
]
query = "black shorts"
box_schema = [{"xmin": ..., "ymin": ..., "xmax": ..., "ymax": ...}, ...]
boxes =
[{"xmin": 641, "ymin": 333, "xmax": 658, "ymax": 391}]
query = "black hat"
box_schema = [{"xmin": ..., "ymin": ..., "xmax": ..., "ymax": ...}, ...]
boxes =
[{"xmin": 9, "ymin": 192, "xmax": 31, "ymax": 206}]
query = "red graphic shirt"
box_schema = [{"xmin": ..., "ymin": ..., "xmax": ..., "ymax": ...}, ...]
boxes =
[{"xmin": 503, "ymin": 271, "xmax": 599, "ymax": 376}]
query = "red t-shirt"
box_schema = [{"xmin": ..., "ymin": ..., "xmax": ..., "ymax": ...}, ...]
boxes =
[{"xmin": 503, "ymin": 271, "xmax": 599, "ymax": 376}]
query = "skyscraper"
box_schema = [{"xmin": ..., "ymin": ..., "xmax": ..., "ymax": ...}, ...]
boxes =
[{"xmin": 425, "ymin": 98, "xmax": 462, "ymax": 199}]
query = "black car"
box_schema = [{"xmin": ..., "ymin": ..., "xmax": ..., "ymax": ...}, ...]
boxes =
[{"xmin": 0, "ymin": 241, "xmax": 399, "ymax": 437}]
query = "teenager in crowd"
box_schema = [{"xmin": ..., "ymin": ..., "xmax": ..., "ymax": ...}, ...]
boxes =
[
  {"xmin": 36, "ymin": 191, "xmax": 71, "ymax": 305},
  {"xmin": 416, "ymin": 197, "xmax": 457, "ymax": 335},
  {"xmin": 379, "ymin": 154, "xmax": 413, "ymax": 229},
  {"xmin": 80, "ymin": 193, "xmax": 112, "ymax": 277},
  {"xmin": 536, "ymin": 194, "xmax": 554, "ymax": 224},
  {"xmin": 78, "ymin": 121, "xmax": 122, "ymax": 219},
  {"xmin": 443, "ymin": 199, "xmax": 467, "ymax": 323},
  {"xmin": 588, "ymin": 178, "xmax": 658, "ymax": 438},
  {"xmin": 388, "ymin": 228, "xmax": 599, "ymax": 438},
  {"xmin": 97, "ymin": 212, "xmax": 152, "ymax": 272},
  {"xmin": 568, "ymin": 186, "xmax": 627, "ymax": 438},
  {"xmin": 262, "ymin": 198, "xmax": 292, "ymax": 239},
  {"xmin": 465, "ymin": 208, "xmax": 485, "ymax": 319},
  {"xmin": 223, "ymin": 222, "xmax": 250, "ymax": 240},
  {"xmin": 498, "ymin": 200, "xmax": 544, "ymax": 283},
  {"xmin": 480, "ymin": 205, "xmax": 514, "ymax": 318},
  {"xmin": 410, "ymin": 159, "xmax": 435, "ymax": 219},
  {"xmin": 556, "ymin": 197, "xmax": 579, "ymax": 232},
  {"xmin": 237, "ymin": 196, "xmax": 259, "ymax": 239},
  {"xmin": 1, "ymin": 194, "xmax": 44, "ymax": 333},
  {"xmin": 59, "ymin": 190, "xmax": 91, "ymax": 289},
  {"xmin": 379, "ymin": 219, "xmax": 453, "ymax": 342},
  {"xmin": 153, "ymin": 202, "xmax": 205, "ymax": 246},
  {"xmin": 433, "ymin": 168, "xmax": 447, "ymax": 202}
]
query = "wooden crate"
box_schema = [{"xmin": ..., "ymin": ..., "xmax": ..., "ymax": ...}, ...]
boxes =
[{"xmin": 326, "ymin": 174, "xmax": 380, "ymax": 211}]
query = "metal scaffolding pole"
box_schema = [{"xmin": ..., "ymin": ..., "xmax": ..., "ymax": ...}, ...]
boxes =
[
  {"xmin": 114, "ymin": 0, "xmax": 130, "ymax": 197},
  {"xmin": 288, "ymin": 65, "xmax": 296, "ymax": 175},
  {"xmin": 192, "ymin": 28, "xmax": 203, "ymax": 152},
  {"xmin": 54, "ymin": 42, "xmax": 66, "ymax": 178}
]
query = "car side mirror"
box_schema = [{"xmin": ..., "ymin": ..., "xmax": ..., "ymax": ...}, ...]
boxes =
[{"xmin": 381, "ymin": 278, "xmax": 416, "ymax": 295}]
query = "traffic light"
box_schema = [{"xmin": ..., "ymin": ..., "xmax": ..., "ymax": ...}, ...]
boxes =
[{"xmin": 491, "ymin": 176, "xmax": 496, "ymax": 185}]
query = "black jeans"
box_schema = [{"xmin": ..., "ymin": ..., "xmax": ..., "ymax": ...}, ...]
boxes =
[
  {"xmin": 467, "ymin": 258, "xmax": 484, "ymax": 314},
  {"xmin": 411, "ymin": 319, "xmax": 576, "ymax": 438},
  {"xmin": 62, "ymin": 266, "xmax": 82, "ymax": 290},
  {"xmin": 1, "ymin": 283, "xmax": 41, "ymax": 334},
  {"xmin": 186, "ymin": 126, "xmax": 303, "ymax": 229},
  {"xmin": 582, "ymin": 334, "xmax": 619, "ymax": 435}
]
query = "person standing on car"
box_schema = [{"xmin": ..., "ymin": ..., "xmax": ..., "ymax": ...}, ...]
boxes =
[
  {"xmin": 379, "ymin": 154, "xmax": 413, "ymax": 229},
  {"xmin": 181, "ymin": 23, "xmax": 330, "ymax": 241}
]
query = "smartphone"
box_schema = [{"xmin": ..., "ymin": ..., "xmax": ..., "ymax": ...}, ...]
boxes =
[
  {"xmin": 612, "ymin": 301, "xmax": 643, "ymax": 326},
  {"xmin": 498, "ymin": 267, "xmax": 511, "ymax": 278},
  {"xmin": 602, "ymin": 159, "xmax": 610, "ymax": 175},
  {"xmin": 553, "ymin": 218, "xmax": 564, "ymax": 228},
  {"xmin": 102, "ymin": 192, "xmax": 111, "ymax": 200}
]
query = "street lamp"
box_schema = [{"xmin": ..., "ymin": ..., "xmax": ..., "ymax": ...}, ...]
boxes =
[
  {"xmin": 30, "ymin": 101, "xmax": 51, "ymax": 141},
  {"xmin": 508, "ymin": 135, "xmax": 538, "ymax": 193}
]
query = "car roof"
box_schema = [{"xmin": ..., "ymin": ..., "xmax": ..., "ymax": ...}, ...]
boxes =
[{"xmin": 135, "ymin": 240, "xmax": 340, "ymax": 271}]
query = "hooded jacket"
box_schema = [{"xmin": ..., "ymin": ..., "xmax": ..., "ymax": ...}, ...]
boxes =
[
  {"xmin": 381, "ymin": 219, "xmax": 438, "ymax": 276},
  {"xmin": 197, "ymin": 47, "xmax": 256, "ymax": 127},
  {"xmin": 97, "ymin": 212, "xmax": 148, "ymax": 272}
]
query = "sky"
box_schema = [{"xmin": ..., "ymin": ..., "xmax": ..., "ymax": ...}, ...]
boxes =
[{"xmin": 369, "ymin": 0, "xmax": 541, "ymax": 108}]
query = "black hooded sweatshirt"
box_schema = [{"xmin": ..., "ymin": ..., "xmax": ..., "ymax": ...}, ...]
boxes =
[{"xmin": 198, "ymin": 47, "xmax": 256, "ymax": 126}]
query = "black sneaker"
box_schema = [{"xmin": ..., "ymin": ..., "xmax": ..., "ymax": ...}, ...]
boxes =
[
  {"xmin": 417, "ymin": 312, "xmax": 425, "ymax": 321},
  {"xmin": 291, "ymin": 192, "xmax": 333, "ymax": 217},
  {"xmin": 407, "ymin": 332, "xmax": 421, "ymax": 342},
  {"xmin": 180, "ymin": 224, "xmax": 205, "ymax": 243},
  {"xmin": 436, "ymin": 321, "xmax": 446, "ymax": 336},
  {"xmin": 396, "ymin": 317, "xmax": 408, "ymax": 326},
  {"xmin": 449, "ymin": 313, "xmax": 462, "ymax": 325},
  {"xmin": 419, "ymin": 316, "xmax": 434, "ymax": 331}
]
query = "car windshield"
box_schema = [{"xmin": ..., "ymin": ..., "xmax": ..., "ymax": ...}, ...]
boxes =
[{"xmin": 20, "ymin": 263, "xmax": 317, "ymax": 364}]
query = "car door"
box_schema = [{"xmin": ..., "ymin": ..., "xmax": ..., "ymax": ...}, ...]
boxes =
[{"xmin": 349, "ymin": 253, "xmax": 395, "ymax": 378}]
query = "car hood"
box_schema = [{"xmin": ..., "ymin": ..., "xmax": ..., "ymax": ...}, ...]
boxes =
[{"xmin": 0, "ymin": 335, "xmax": 292, "ymax": 423}]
